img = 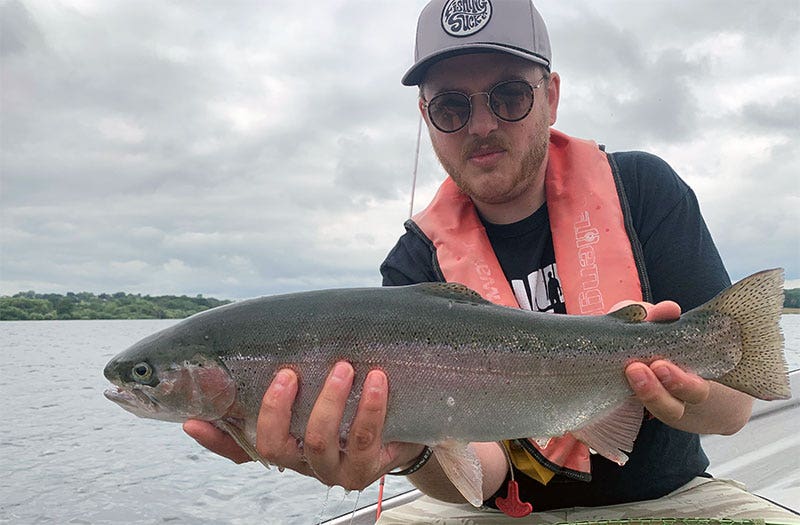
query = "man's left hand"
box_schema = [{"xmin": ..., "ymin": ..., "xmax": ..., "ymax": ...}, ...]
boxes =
[{"xmin": 613, "ymin": 300, "xmax": 711, "ymax": 429}]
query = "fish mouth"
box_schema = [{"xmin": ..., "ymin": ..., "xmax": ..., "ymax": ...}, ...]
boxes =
[{"xmin": 104, "ymin": 385, "xmax": 161, "ymax": 415}]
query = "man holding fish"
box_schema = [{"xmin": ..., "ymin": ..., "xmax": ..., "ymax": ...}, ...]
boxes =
[{"xmin": 179, "ymin": 0, "xmax": 795, "ymax": 519}]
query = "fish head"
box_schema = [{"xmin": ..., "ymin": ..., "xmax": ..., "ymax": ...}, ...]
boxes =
[{"xmin": 103, "ymin": 325, "xmax": 236, "ymax": 423}]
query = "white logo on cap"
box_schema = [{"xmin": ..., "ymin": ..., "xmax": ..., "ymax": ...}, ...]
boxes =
[{"xmin": 441, "ymin": 0, "xmax": 492, "ymax": 37}]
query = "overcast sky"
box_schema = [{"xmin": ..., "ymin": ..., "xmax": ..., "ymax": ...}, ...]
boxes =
[{"xmin": 2, "ymin": 0, "xmax": 799, "ymax": 300}]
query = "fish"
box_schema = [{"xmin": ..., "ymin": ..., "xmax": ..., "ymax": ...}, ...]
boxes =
[{"xmin": 103, "ymin": 268, "xmax": 790, "ymax": 506}]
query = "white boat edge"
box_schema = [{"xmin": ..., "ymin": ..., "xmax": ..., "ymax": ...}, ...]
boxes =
[{"xmin": 323, "ymin": 369, "xmax": 800, "ymax": 524}]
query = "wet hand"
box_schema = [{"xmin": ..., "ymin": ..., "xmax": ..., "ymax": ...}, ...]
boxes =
[
  {"xmin": 184, "ymin": 362, "xmax": 425, "ymax": 491},
  {"xmin": 615, "ymin": 300, "xmax": 712, "ymax": 427},
  {"xmin": 257, "ymin": 362, "xmax": 424, "ymax": 490}
]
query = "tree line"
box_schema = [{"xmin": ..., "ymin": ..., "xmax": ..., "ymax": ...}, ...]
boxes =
[{"xmin": 0, "ymin": 291, "xmax": 231, "ymax": 320}]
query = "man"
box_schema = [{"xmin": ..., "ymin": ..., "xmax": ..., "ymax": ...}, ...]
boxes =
[{"xmin": 185, "ymin": 0, "xmax": 796, "ymax": 519}]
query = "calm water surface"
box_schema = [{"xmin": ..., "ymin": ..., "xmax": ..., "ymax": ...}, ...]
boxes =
[{"xmin": 2, "ymin": 317, "xmax": 799, "ymax": 524}]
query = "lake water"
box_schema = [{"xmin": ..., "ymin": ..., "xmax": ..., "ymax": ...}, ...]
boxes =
[{"xmin": 2, "ymin": 317, "xmax": 799, "ymax": 524}]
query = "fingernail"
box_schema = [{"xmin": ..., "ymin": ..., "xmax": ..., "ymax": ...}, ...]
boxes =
[
  {"xmin": 628, "ymin": 368, "xmax": 648, "ymax": 389},
  {"xmin": 366, "ymin": 370, "xmax": 386, "ymax": 393},
  {"xmin": 653, "ymin": 366, "xmax": 671, "ymax": 387},
  {"xmin": 331, "ymin": 362, "xmax": 352, "ymax": 382},
  {"xmin": 273, "ymin": 370, "xmax": 292, "ymax": 391}
]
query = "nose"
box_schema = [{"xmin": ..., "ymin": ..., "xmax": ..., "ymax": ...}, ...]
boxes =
[{"xmin": 466, "ymin": 93, "xmax": 499, "ymax": 136}]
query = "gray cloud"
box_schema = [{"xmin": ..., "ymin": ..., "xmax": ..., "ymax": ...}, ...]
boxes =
[
  {"xmin": 1, "ymin": 1, "xmax": 45, "ymax": 56},
  {"xmin": 1, "ymin": 0, "xmax": 797, "ymax": 299},
  {"xmin": 739, "ymin": 97, "xmax": 800, "ymax": 133}
]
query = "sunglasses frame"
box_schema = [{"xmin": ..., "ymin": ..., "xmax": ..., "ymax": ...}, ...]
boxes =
[{"xmin": 423, "ymin": 76, "xmax": 547, "ymax": 133}]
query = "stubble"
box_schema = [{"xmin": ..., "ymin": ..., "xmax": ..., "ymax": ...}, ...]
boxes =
[{"xmin": 435, "ymin": 127, "xmax": 550, "ymax": 206}]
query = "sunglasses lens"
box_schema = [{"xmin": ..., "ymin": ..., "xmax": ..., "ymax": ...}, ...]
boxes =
[
  {"xmin": 428, "ymin": 93, "xmax": 471, "ymax": 132},
  {"xmin": 490, "ymin": 81, "xmax": 534, "ymax": 122}
]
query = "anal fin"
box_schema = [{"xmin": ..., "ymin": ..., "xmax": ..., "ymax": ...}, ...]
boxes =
[
  {"xmin": 571, "ymin": 397, "xmax": 644, "ymax": 466},
  {"xmin": 432, "ymin": 441, "xmax": 484, "ymax": 507}
]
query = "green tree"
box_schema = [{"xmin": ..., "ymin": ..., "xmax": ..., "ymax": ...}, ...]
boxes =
[
  {"xmin": 785, "ymin": 289, "xmax": 800, "ymax": 309},
  {"xmin": 56, "ymin": 298, "xmax": 75, "ymax": 317}
]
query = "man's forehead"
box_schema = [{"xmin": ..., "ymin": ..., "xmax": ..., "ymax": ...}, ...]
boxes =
[{"xmin": 422, "ymin": 52, "xmax": 540, "ymax": 92}]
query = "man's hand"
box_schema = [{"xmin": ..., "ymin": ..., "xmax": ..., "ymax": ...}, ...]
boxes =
[
  {"xmin": 184, "ymin": 362, "xmax": 426, "ymax": 491},
  {"xmin": 626, "ymin": 359, "xmax": 711, "ymax": 427},
  {"xmin": 617, "ymin": 300, "xmax": 706, "ymax": 425},
  {"xmin": 616, "ymin": 300, "xmax": 752, "ymax": 434}
]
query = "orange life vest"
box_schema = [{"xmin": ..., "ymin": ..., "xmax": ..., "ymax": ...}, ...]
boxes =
[{"xmin": 411, "ymin": 128, "xmax": 645, "ymax": 482}]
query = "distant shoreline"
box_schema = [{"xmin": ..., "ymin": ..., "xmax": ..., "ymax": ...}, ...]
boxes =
[{"xmin": 0, "ymin": 292, "xmax": 230, "ymax": 321}]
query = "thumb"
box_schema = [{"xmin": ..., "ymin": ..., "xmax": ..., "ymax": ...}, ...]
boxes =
[{"xmin": 645, "ymin": 300, "xmax": 681, "ymax": 322}]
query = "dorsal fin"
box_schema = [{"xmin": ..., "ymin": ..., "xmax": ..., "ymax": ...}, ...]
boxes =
[
  {"xmin": 606, "ymin": 304, "xmax": 647, "ymax": 322},
  {"xmin": 415, "ymin": 282, "xmax": 490, "ymax": 304}
]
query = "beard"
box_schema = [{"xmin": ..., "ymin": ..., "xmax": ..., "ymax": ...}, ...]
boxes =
[{"xmin": 434, "ymin": 127, "xmax": 550, "ymax": 206}]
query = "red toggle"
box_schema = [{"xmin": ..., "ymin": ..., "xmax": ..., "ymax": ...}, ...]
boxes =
[{"xmin": 495, "ymin": 480, "xmax": 533, "ymax": 518}]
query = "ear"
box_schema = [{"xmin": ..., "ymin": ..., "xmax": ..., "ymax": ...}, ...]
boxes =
[
  {"xmin": 546, "ymin": 72, "xmax": 560, "ymax": 126},
  {"xmin": 418, "ymin": 97, "xmax": 430, "ymax": 125}
]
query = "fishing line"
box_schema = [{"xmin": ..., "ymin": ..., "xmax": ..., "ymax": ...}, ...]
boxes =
[{"xmin": 409, "ymin": 113, "xmax": 423, "ymax": 218}]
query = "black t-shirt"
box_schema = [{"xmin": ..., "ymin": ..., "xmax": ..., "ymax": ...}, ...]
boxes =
[
  {"xmin": 479, "ymin": 203, "xmax": 566, "ymax": 314},
  {"xmin": 379, "ymin": 150, "xmax": 731, "ymax": 509}
]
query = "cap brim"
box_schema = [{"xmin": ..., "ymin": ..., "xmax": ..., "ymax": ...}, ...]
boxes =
[{"xmin": 401, "ymin": 44, "xmax": 550, "ymax": 86}]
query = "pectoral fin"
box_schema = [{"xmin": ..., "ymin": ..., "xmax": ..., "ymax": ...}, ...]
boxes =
[
  {"xmin": 215, "ymin": 419, "xmax": 272, "ymax": 469},
  {"xmin": 433, "ymin": 440, "xmax": 484, "ymax": 507},
  {"xmin": 570, "ymin": 396, "xmax": 644, "ymax": 466}
]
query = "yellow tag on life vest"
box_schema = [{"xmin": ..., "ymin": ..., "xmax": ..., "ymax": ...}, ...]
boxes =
[{"xmin": 502, "ymin": 440, "xmax": 556, "ymax": 485}]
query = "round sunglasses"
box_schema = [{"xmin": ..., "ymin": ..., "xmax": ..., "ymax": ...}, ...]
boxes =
[{"xmin": 423, "ymin": 77, "xmax": 547, "ymax": 133}]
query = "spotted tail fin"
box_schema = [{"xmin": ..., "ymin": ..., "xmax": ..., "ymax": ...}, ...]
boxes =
[{"xmin": 698, "ymin": 269, "xmax": 790, "ymax": 400}]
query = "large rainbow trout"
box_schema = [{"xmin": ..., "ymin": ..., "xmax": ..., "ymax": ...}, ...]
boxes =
[{"xmin": 104, "ymin": 269, "xmax": 790, "ymax": 505}]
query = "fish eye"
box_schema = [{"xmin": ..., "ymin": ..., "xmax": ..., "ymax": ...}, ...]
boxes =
[{"xmin": 131, "ymin": 362, "xmax": 153, "ymax": 383}]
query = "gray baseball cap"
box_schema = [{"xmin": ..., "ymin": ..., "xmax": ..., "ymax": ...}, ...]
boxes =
[{"xmin": 402, "ymin": 0, "xmax": 551, "ymax": 86}]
